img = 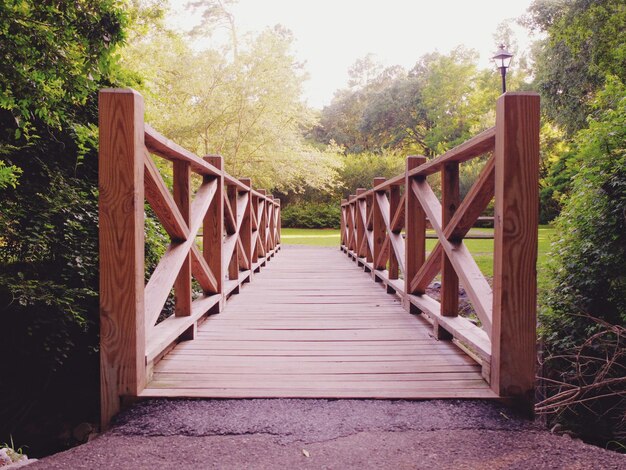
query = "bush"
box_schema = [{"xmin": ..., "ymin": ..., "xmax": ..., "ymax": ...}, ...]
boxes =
[
  {"xmin": 538, "ymin": 77, "xmax": 626, "ymax": 450},
  {"xmin": 281, "ymin": 202, "xmax": 341, "ymax": 229}
]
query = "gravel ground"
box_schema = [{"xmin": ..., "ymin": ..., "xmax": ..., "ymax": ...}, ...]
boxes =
[{"xmin": 28, "ymin": 399, "xmax": 625, "ymax": 469}]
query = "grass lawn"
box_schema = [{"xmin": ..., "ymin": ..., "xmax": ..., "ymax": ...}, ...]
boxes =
[{"xmin": 281, "ymin": 225, "xmax": 555, "ymax": 290}]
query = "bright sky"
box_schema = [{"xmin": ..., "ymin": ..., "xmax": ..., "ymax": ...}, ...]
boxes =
[{"xmin": 167, "ymin": 0, "xmax": 537, "ymax": 109}]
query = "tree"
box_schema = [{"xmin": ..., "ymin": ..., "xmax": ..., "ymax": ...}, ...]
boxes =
[
  {"xmin": 0, "ymin": 0, "xmax": 166, "ymax": 453},
  {"xmin": 526, "ymin": 0, "xmax": 626, "ymax": 135}
]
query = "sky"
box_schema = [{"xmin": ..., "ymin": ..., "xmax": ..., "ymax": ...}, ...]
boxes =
[{"xmin": 167, "ymin": 0, "xmax": 538, "ymax": 109}]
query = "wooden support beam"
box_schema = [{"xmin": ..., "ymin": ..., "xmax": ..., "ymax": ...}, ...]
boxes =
[
  {"xmin": 372, "ymin": 177, "xmax": 387, "ymax": 272},
  {"xmin": 491, "ymin": 93, "xmax": 540, "ymax": 410},
  {"xmin": 441, "ymin": 162, "xmax": 459, "ymax": 325},
  {"xmin": 98, "ymin": 89, "xmax": 146, "ymax": 429},
  {"xmin": 227, "ymin": 184, "xmax": 239, "ymax": 280},
  {"xmin": 173, "ymin": 160, "xmax": 193, "ymax": 339},
  {"xmin": 388, "ymin": 186, "xmax": 401, "ymax": 280},
  {"xmin": 240, "ymin": 179, "xmax": 253, "ymax": 272},
  {"xmin": 143, "ymin": 151, "xmax": 189, "ymax": 241},
  {"xmin": 203, "ymin": 155, "xmax": 224, "ymax": 305},
  {"xmin": 355, "ymin": 188, "xmax": 367, "ymax": 258},
  {"xmin": 405, "ymin": 156, "xmax": 427, "ymax": 308}
]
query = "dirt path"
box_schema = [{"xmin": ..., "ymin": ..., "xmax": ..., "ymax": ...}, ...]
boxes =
[{"xmin": 29, "ymin": 399, "xmax": 624, "ymax": 469}]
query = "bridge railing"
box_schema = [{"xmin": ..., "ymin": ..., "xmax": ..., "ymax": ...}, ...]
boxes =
[
  {"xmin": 98, "ymin": 89, "xmax": 281, "ymax": 427},
  {"xmin": 341, "ymin": 93, "xmax": 540, "ymax": 409}
]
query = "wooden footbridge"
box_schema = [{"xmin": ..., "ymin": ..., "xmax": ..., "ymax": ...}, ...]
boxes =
[{"xmin": 99, "ymin": 89, "xmax": 540, "ymax": 428}]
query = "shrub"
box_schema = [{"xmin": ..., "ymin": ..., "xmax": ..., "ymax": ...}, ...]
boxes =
[
  {"xmin": 538, "ymin": 77, "xmax": 626, "ymax": 450},
  {"xmin": 281, "ymin": 202, "xmax": 341, "ymax": 229}
]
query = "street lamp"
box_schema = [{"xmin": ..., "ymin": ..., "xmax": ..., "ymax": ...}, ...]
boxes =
[{"xmin": 492, "ymin": 44, "xmax": 513, "ymax": 93}]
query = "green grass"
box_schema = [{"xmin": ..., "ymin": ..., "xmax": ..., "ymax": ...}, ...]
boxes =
[
  {"xmin": 281, "ymin": 228, "xmax": 341, "ymax": 246},
  {"xmin": 281, "ymin": 225, "xmax": 555, "ymax": 289}
]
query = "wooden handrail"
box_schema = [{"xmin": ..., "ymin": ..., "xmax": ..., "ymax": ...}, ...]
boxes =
[
  {"xmin": 99, "ymin": 89, "xmax": 281, "ymax": 428},
  {"xmin": 340, "ymin": 93, "xmax": 540, "ymax": 411}
]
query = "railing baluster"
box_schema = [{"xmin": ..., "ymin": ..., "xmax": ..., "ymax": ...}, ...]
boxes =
[
  {"xmin": 388, "ymin": 186, "xmax": 400, "ymax": 282},
  {"xmin": 372, "ymin": 177, "xmax": 387, "ymax": 279},
  {"xmin": 438, "ymin": 161, "xmax": 460, "ymax": 340},
  {"xmin": 404, "ymin": 155, "xmax": 427, "ymax": 313},
  {"xmin": 173, "ymin": 160, "xmax": 194, "ymax": 339},
  {"xmin": 203, "ymin": 155, "xmax": 224, "ymax": 305}
]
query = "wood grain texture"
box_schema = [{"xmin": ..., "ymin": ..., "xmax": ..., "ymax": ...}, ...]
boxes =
[
  {"xmin": 411, "ymin": 179, "xmax": 493, "ymax": 336},
  {"xmin": 98, "ymin": 89, "xmax": 146, "ymax": 428},
  {"xmin": 203, "ymin": 156, "xmax": 224, "ymax": 300},
  {"xmin": 142, "ymin": 247, "xmax": 494, "ymax": 400},
  {"xmin": 143, "ymin": 151, "xmax": 189, "ymax": 241},
  {"xmin": 144, "ymin": 179, "xmax": 217, "ymax": 329},
  {"xmin": 441, "ymin": 162, "xmax": 460, "ymax": 318},
  {"xmin": 491, "ymin": 93, "xmax": 540, "ymax": 407},
  {"xmin": 173, "ymin": 160, "xmax": 192, "ymax": 318},
  {"xmin": 405, "ymin": 156, "xmax": 427, "ymax": 296}
]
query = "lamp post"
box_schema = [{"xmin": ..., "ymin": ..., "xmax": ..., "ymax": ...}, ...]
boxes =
[{"xmin": 492, "ymin": 44, "xmax": 513, "ymax": 93}]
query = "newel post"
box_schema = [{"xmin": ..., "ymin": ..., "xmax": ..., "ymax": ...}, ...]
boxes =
[
  {"xmin": 99, "ymin": 89, "xmax": 146, "ymax": 429},
  {"xmin": 491, "ymin": 93, "xmax": 540, "ymax": 410}
]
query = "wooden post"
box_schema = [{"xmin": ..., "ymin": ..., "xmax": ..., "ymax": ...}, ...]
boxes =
[
  {"xmin": 365, "ymin": 192, "xmax": 374, "ymax": 264},
  {"xmin": 438, "ymin": 162, "xmax": 459, "ymax": 340},
  {"xmin": 99, "ymin": 89, "xmax": 146, "ymax": 429},
  {"xmin": 388, "ymin": 186, "xmax": 400, "ymax": 280},
  {"xmin": 240, "ymin": 178, "xmax": 253, "ymax": 277},
  {"xmin": 355, "ymin": 189, "xmax": 366, "ymax": 259},
  {"xmin": 491, "ymin": 93, "xmax": 540, "ymax": 410},
  {"xmin": 372, "ymin": 177, "xmax": 387, "ymax": 275},
  {"xmin": 250, "ymin": 193, "xmax": 259, "ymax": 265},
  {"xmin": 203, "ymin": 155, "xmax": 224, "ymax": 302},
  {"xmin": 405, "ymin": 156, "xmax": 427, "ymax": 312},
  {"xmin": 173, "ymin": 160, "xmax": 194, "ymax": 339},
  {"xmin": 274, "ymin": 198, "xmax": 281, "ymax": 248},
  {"xmin": 340, "ymin": 199, "xmax": 347, "ymax": 248},
  {"xmin": 348, "ymin": 195, "xmax": 356, "ymax": 255},
  {"xmin": 227, "ymin": 184, "xmax": 239, "ymax": 280},
  {"xmin": 258, "ymin": 189, "xmax": 267, "ymax": 256}
]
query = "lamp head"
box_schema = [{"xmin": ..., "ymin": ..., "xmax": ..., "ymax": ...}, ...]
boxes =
[{"xmin": 492, "ymin": 44, "xmax": 513, "ymax": 69}]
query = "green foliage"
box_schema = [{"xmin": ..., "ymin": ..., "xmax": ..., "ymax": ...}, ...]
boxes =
[
  {"xmin": 316, "ymin": 48, "xmax": 516, "ymax": 157},
  {"xmin": 281, "ymin": 202, "xmax": 341, "ymax": 229},
  {"xmin": 540, "ymin": 77, "xmax": 626, "ymax": 446},
  {"xmin": 527, "ymin": 0, "xmax": 626, "ymax": 135},
  {"xmin": 0, "ymin": 0, "xmax": 169, "ymax": 454},
  {"xmin": 336, "ymin": 151, "xmax": 405, "ymax": 198},
  {"xmin": 0, "ymin": 0, "xmax": 128, "ymax": 136},
  {"xmin": 0, "ymin": 160, "xmax": 22, "ymax": 189}
]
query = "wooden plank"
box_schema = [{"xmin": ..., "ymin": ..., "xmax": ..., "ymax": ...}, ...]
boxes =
[
  {"xmin": 190, "ymin": 245, "xmax": 219, "ymax": 294},
  {"xmin": 144, "ymin": 124, "xmax": 220, "ymax": 177},
  {"xmin": 143, "ymin": 151, "xmax": 189, "ymax": 241},
  {"xmin": 491, "ymin": 93, "xmax": 540, "ymax": 406},
  {"xmin": 98, "ymin": 89, "xmax": 146, "ymax": 428},
  {"xmin": 145, "ymin": 246, "xmax": 492, "ymax": 401},
  {"xmin": 407, "ymin": 127, "xmax": 495, "ymax": 177}
]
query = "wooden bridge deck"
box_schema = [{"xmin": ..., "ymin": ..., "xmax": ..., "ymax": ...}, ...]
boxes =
[{"xmin": 141, "ymin": 246, "xmax": 496, "ymax": 399}]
